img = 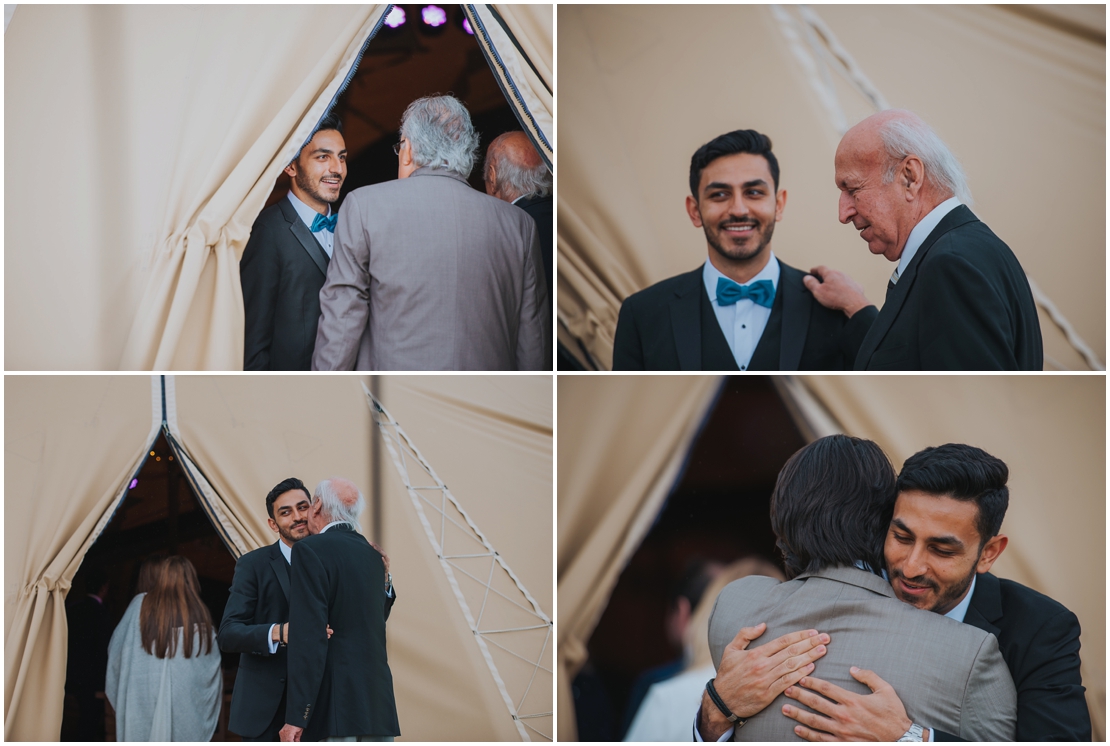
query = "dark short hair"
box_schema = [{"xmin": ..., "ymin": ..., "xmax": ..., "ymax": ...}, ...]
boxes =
[
  {"xmin": 670, "ymin": 557, "xmax": 717, "ymax": 610},
  {"xmin": 896, "ymin": 444, "xmax": 1009, "ymax": 547},
  {"xmin": 689, "ymin": 129, "xmax": 780, "ymax": 198},
  {"xmin": 316, "ymin": 112, "xmax": 344, "ymax": 136},
  {"xmin": 770, "ymin": 435, "xmax": 896, "ymax": 579},
  {"xmin": 265, "ymin": 477, "xmax": 311, "ymax": 520}
]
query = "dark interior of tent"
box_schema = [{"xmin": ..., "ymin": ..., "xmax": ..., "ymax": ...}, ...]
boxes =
[
  {"xmin": 62, "ymin": 431, "xmax": 241, "ymax": 741},
  {"xmin": 262, "ymin": 4, "xmax": 523, "ymax": 213},
  {"xmin": 573, "ymin": 377, "xmax": 808, "ymax": 741}
]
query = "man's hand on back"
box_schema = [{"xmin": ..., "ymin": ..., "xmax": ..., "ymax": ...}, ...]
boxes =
[
  {"xmin": 782, "ymin": 667, "xmax": 919, "ymax": 742},
  {"xmin": 803, "ymin": 266, "xmax": 870, "ymax": 318},
  {"xmin": 697, "ymin": 623, "xmax": 830, "ymax": 740}
]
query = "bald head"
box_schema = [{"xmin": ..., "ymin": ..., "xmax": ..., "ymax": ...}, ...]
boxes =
[
  {"xmin": 834, "ymin": 109, "xmax": 968, "ymax": 260},
  {"xmin": 484, "ymin": 131, "xmax": 551, "ymax": 202},
  {"xmin": 309, "ymin": 477, "xmax": 364, "ymax": 533}
]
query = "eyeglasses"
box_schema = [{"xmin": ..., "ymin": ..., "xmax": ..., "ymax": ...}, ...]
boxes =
[{"xmin": 392, "ymin": 139, "xmax": 407, "ymax": 156}]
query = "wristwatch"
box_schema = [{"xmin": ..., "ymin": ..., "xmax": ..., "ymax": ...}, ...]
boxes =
[
  {"xmin": 897, "ymin": 723, "xmax": 925, "ymax": 742},
  {"xmin": 705, "ymin": 678, "xmax": 747, "ymax": 728}
]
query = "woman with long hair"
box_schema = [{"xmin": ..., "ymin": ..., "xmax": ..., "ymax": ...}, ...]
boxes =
[{"xmin": 106, "ymin": 555, "xmax": 221, "ymax": 741}]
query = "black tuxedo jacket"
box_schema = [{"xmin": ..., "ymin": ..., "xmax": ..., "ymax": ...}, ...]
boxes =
[
  {"xmin": 516, "ymin": 194, "xmax": 553, "ymax": 305},
  {"xmin": 241, "ymin": 197, "xmax": 331, "ymax": 370},
  {"xmin": 219, "ymin": 542, "xmax": 293, "ymax": 738},
  {"xmin": 612, "ymin": 260, "xmax": 877, "ymax": 370},
  {"xmin": 286, "ymin": 525, "xmax": 400, "ymax": 740},
  {"xmin": 854, "ymin": 205, "xmax": 1043, "ymax": 370},
  {"xmin": 935, "ymin": 572, "xmax": 1090, "ymax": 741}
]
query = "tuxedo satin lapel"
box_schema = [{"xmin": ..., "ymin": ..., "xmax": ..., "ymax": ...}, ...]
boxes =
[
  {"xmin": 271, "ymin": 552, "xmax": 291, "ymax": 601},
  {"xmin": 668, "ymin": 274, "xmax": 702, "ymax": 370},
  {"xmin": 856, "ymin": 205, "xmax": 979, "ymax": 369},
  {"xmin": 278, "ymin": 198, "xmax": 329, "ymax": 277},
  {"xmin": 777, "ymin": 264, "xmax": 810, "ymax": 371}
]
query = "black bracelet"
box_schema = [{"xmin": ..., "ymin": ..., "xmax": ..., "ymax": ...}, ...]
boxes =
[{"xmin": 705, "ymin": 678, "xmax": 746, "ymax": 727}]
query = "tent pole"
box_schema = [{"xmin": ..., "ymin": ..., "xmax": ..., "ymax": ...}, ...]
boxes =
[{"xmin": 370, "ymin": 375, "xmax": 383, "ymax": 546}]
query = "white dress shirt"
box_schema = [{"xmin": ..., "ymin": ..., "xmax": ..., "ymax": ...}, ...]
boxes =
[
  {"xmin": 695, "ymin": 571, "xmax": 979, "ymax": 742},
  {"xmin": 892, "ymin": 197, "xmax": 961, "ymax": 285},
  {"xmin": 286, "ymin": 190, "xmax": 335, "ymax": 258},
  {"xmin": 702, "ymin": 253, "xmax": 780, "ymax": 371}
]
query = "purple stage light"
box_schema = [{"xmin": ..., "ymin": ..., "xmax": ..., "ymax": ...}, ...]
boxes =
[
  {"xmin": 462, "ymin": 17, "xmax": 474, "ymax": 35},
  {"xmin": 421, "ymin": 5, "xmax": 447, "ymax": 27},
  {"xmin": 384, "ymin": 6, "xmax": 406, "ymax": 28},
  {"xmin": 130, "ymin": 478, "xmax": 138, "ymax": 489}
]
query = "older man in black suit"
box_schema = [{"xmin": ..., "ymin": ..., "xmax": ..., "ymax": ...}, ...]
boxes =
[
  {"xmin": 806, "ymin": 109, "xmax": 1043, "ymax": 370},
  {"xmin": 281, "ymin": 478, "xmax": 400, "ymax": 742},
  {"xmin": 484, "ymin": 130, "xmax": 553, "ymax": 304},
  {"xmin": 241, "ymin": 114, "xmax": 346, "ymax": 370},
  {"xmin": 221, "ymin": 478, "xmax": 395, "ymax": 741},
  {"xmin": 612, "ymin": 130, "xmax": 877, "ymax": 371}
]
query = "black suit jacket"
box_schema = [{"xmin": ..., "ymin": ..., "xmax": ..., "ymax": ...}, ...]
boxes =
[
  {"xmin": 286, "ymin": 525, "xmax": 400, "ymax": 740},
  {"xmin": 854, "ymin": 205, "xmax": 1043, "ymax": 370},
  {"xmin": 219, "ymin": 542, "xmax": 293, "ymax": 738},
  {"xmin": 612, "ymin": 260, "xmax": 877, "ymax": 370},
  {"xmin": 935, "ymin": 572, "xmax": 1089, "ymax": 741},
  {"xmin": 516, "ymin": 194, "xmax": 553, "ymax": 306},
  {"xmin": 241, "ymin": 197, "xmax": 331, "ymax": 370}
]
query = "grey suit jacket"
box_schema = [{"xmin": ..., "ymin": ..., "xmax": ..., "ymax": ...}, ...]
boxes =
[
  {"xmin": 708, "ymin": 565, "xmax": 1016, "ymax": 741},
  {"xmin": 312, "ymin": 167, "xmax": 550, "ymax": 371}
]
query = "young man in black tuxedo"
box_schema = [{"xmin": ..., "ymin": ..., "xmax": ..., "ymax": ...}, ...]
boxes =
[
  {"xmin": 811, "ymin": 109, "xmax": 1042, "ymax": 370},
  {"xmin": 282, "ymin": 478, "xmax": 400, "ymax": 742},
  {"xmin": 612, "ymin": 130, "xmax": 877, "ymax": 371},
  {"xmin": 241, "ymin": 114, "xmax": 347, "ymax": 370},
  {"xmin": 780, "ymin": 444, "xmax": 1089, "ymax": 741},
  {"xmin": 220, "ymin": 478, "xmax": 395, "ymax": 741}
]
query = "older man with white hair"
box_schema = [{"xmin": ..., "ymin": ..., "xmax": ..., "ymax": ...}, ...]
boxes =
[
  {"xmin": 281, "ymin": 478, "xmax": 400, "ymax": 742},
  {"xmin": 804, "ymin": 109, "xmax": 1042, "ymax": 370},
  {"xmin": 313, "ymin": 95, "xmax": 550, "ymax": 371},
  {"xmin": 484, "ymin": 131, "xmax": 553, "ymax": 303}
]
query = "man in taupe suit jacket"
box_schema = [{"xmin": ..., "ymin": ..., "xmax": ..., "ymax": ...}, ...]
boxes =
[
  {"xmin": 698, "ymin": 436, "xmax": 1016, "ymax": 741},
  {"xmin": 312, "ymin": 95, "xmax": 550, "ymax": 371}
]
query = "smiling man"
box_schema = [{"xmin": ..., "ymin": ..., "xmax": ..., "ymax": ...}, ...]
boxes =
[
  {"xmin": 804, "ymin": 110, "xmax": 1042, "ymax": 370},
  {"xmin": 778, "ymin": 444, "xmax": 1090, "ymax": 741},
  {"xmin": 241, "ymin": 114, "xmax": 347, "ymax": 370},
  {"xmin": 612, "ymin": 129, "xmax": 877, "ymax": 371}
]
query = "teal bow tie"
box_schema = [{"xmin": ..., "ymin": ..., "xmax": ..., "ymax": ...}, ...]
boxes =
[
  {"xmin": 716, "ymin": 277, "xmax": 775, "ymax": 308},
  {"xmin": 311, "ymin": 212, "xmax": 337, "ymax": 233}
]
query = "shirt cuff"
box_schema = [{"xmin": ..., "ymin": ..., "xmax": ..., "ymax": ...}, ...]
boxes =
[
  {"xmin": 692, "ymin": 713, "xmax": 734, "ymax": 742},
  {"xmin": 268, "ymin": 624, "xmax": 280, "ymax": 654},
  {"xmin": 927, "ymin": 725, "xmax": 935, "ymax": 742}
]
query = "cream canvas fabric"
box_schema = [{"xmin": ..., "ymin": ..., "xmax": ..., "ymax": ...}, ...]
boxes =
[
  {"xmin": 4, "ymin": 376, "xmax": 552, "ymax": 741},
  {"xmin": 558, "ymin": 5, "xmax": 1105, "ymax": 370},
  {"xmin": 556, "ymin": 375, "xmax": 1104, "ymax": 740}
]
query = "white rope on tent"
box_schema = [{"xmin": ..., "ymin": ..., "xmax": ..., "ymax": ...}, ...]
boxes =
[
  {"xmin": 362, "ymin": 383, "xmax": 552, "ymax": 742},
  {"xmin": 773, "ymin": 4, "xmax": 1104, "ymax": 371}
]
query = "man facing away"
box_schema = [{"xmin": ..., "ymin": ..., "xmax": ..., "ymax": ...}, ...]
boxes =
[
  {"xmin": 241, "ymin": 115, "xmax": 347, "ymax": 370},
  {"xmin": 697, "ymin": 435, "xmax": 1016, "ymax": 741},
  {"xmin": 484, "ymin": 130, "xmax": 554, "ymax": 304},
  {"xmin": 312, "ymin": 95, "xmax": 550, "ymax": 371},
  {"xmin": 220, "ymin": 478, "xmax": 395, "ymax": 741},
  {"xmin": 805, "ymin": 109, "xmax": 1043, "ymax": 370},
  {"xmin": 612, "ymin": 130, "xmax": 877, "ymax": 371},
  {"xmin": 777, "ymin": 444, "xmax": 1090, "ymax": 741},
  {"xmin": 281, "ymin": 478, "xmax": 400, "ymax": 742}
]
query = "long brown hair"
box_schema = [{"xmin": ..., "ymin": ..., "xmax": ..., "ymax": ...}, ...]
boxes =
[
  {"xmin": 139, "ymin": 555, "xmax": 214, "ymax": 659},
  {"xmin": 136, "ymin": 555, "xmax": 166, "ymax": 595}
]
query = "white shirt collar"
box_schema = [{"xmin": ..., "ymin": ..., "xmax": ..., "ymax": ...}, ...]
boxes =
[
  {"xmin": 896, "ymin": 197, "xmax": 961, "ymax": 278},
  {"xmin": 320, "ymin": 520, "xmax": 352, "ymax": 534},
  {"xmin": 278, "ymin": 539, "xmax": 293, "ymax": 564},
  {"xmin": 944, "ymin": 574, "xmax": 977, "ymax": 624},
  {"xmin": 286, "ymin": 190, "xmax": 331, "ymax": 230},
  {"xmin": 703, "ymin": 250, "xmax": 780, "ymax": 303}
]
